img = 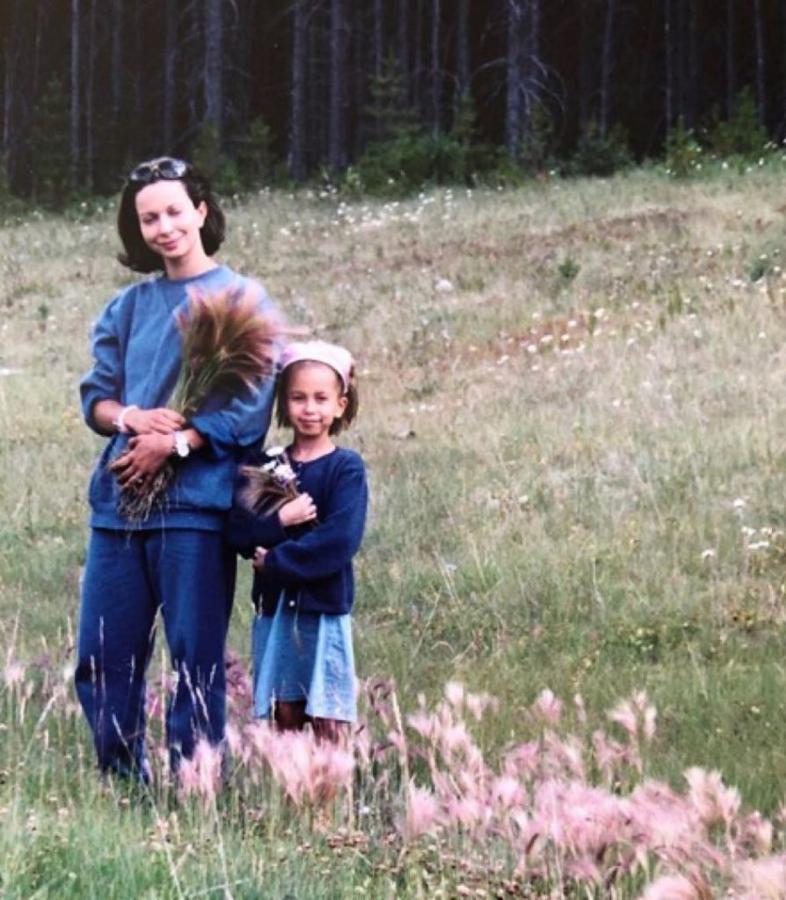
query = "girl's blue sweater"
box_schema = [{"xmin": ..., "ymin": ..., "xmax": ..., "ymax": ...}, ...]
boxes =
[
  {"xmin": 225, "ymin": 447, "xmax": 368, "ymax": 616},
  {"xmin": 80, "ymin": 265, "xmax": 277, "ymax": 531}
]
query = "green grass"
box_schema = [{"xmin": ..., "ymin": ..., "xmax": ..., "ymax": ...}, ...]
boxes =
[{"xmin": 4, "ymin": 160, "xmax": 786, "ymax": 893}]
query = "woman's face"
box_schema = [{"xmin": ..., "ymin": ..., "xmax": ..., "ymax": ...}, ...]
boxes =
[{"xmin": 134, "ymin": 179, "xmax": 208, "ymax": 272}]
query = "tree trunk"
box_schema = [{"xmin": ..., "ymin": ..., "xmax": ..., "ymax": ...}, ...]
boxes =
[
  {"xmin": 505, "ymin": 0, "xmax": 523, "ymax": 157},
  {"xmin": 328, "ymin": 0, "xmax": 347, "ymax": 172},
  {"xmin": 753, "ymin": 0, "xmax": 765, "ymax": 125},
  {"xmin": 85, "ymin": 0, "xmax": 96, "ymax": 189},
  {"xmin": 132, "ymin": 0, "xmax": 143, "ymax": 153},
  {"xmin": 3, "ymin": 29, "xmax": 14, "ymax": 162},
  {"xmin": 306, "ymin": 6, "xmax": 325, "ymax": 170},
  {"xmin": 352, "ymin": 0, "xmax": 366, "ymax": 152},
  {"xmin": 578, "ymin": 0, "xmax": 593, "ymax": 130},
  {"xmin": 110, "ymin": 0, "xmax": 122, "ymax": 128},
  {"xmin": 456, "ymin": 0, "xmax": 470, "ymax": 105},
  {"xmin": 430, "ymin": 0, "xmax": 441, "ymax": 133},
  {"xmin": 397, "ymin": 0, "xmax": 409, "ymax": 103},
  {"xmin": 522, "ymin": 0, "xmax": 541, "ymax": 142},
  {"xmin": 725, "ymin": 0, "xmax": 735, "ymax": 117},
  {"xmin": 373, "ymin": 0, "xmax": 384, "ymax": 80},
  {"xmin": 204, "ymin": 0, "xmax": 223, "ymax": 137},
  {"xmin": 664, "ymin": 0, "xmax": 672, "ymax": 129},
  {"xmin": 70, "ymin": 0, "xmax": 80, "ymax": 187},
  {"xmin": 289, "ymin": 0, "xmax": 308, "ymax": 179},
  {"xmin": 163, "ymin": 0, "xmax": 177, "ymax": 150},
  {"xmin": 413, "ymin": 0, "xmax": 423, "ymax": 113},
  {"xmin": 687, "ymin": 0, "xmax": 697, "ymax": 128},
  {"xmin": 32, "ymin": 0, "xmax": 43, "ymax": 98},
  {"xmin": 599, "ymin": 0, "xmax": 616, "ymax": 137}
]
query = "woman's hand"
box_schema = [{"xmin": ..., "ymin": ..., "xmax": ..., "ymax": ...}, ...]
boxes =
[
  {"xmin": 108, "ymin": 433, "xmax": 174, "ymax": 487},
  {"xmin": 124, "ymin": 406, "xmax": 185, "ymax": 435},
  {"xmin": 278, "ymin": 493, "xmax": 317, "ymax": 528},
  {"xmin": 252, "ymin": 546, "xmax": 268, "ymax": 570}
]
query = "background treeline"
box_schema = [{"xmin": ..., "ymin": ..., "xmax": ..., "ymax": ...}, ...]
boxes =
[{"xmin": 1, "ymin": 0, "xmax": 784, "ymax": 205}]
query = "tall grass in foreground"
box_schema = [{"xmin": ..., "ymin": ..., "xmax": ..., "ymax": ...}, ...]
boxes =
[
  {"xmin": 2, "ymin": 646, "xmax": 786, "ymax": 897},
  {"xmin": 3, "ymin": 161, "xmax": 786, "ymax": 893}
]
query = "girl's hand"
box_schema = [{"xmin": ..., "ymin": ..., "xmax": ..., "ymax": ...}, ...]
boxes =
[
  {"xmin": 278, "ymin": 493, "xmax": 317, "ymax": 528},
  {"xmin": 124, "ymin": 407, "xmax": 185, "ymax": 435},
  {"xmin": 253, "ymin": 546, "xmax": 268, "ymax": 570},
  {"xmin": 109, "ymin": 433, "xmax": 174, "ymax": 487}
]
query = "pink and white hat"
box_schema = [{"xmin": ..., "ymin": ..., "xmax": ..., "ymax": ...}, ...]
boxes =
[{"xmin": 279, "ymin": 340, "xmax": 354, "ymax": 392}]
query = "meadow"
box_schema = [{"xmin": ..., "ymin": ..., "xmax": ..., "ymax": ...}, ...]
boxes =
[{"xmin": 2, "ymin": 161, "xmax": 786, "ymax": 896}]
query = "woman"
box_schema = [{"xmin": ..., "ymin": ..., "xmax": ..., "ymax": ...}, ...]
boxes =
[{"xmin": 75, "ymin": 157, "xmax": 277, "ymax": 779}]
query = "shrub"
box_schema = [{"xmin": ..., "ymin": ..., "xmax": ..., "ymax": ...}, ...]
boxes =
[
  {"xmin": 192, "ymin": 123, "xmax": 244, "ymax": 195},
  {"xmin": 234, "ymin": 116, "xmax": 276, "ymax": 187},
  {"xmin": 351, "ymin": 130, "xmax": 471, "ymax": 196},
  {"xmin": 518, "ymin": 103, "xmax": 557, "ymax": 174},
  {"xmin": 705, "ymin": 87, "xmax": 769, "ymax": 160},
  {"xmin": 665, "ymin": 119, "xmax": 704, "ymax": 177},
  {"xmin": 569, "ymin": 121, "xmax": 632, "ymax": 177}
]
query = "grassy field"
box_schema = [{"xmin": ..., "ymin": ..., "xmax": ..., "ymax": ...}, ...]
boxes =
[{"xmin": 3, "ymin": 162, "xmax": 786, "ymax": 896}]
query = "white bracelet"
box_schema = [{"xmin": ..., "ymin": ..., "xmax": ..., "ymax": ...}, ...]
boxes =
[{"xmin": 114, "ymin": 404, "xmax": 138, "ymax": 434}]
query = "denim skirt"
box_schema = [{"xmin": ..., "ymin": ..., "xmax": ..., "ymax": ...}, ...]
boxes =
[{"xmin": 251, "ymin": 600, "xmax": 357, "ymax": 722}]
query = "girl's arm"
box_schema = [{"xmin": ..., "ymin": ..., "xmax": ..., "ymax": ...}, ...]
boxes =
[
  {"xmin": 226, "ymin": 491, "xmax": 317, "ymax": 558},
  {"xmin": 261, "ymin": 456, "xmax": 368, "ymax": 583},
  {"xmin": 224, "ymin": 449, "xmax": 294, "ymax": 556},
  {"xmin": 225, "ymin": 502, "xmax": 288, "ymax": 558}
]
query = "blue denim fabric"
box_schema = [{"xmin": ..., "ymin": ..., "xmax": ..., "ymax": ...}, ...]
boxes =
[
  {"xmin": 74, "ymin": 528, "xmax": 235, "ymax": 777},
  {"xmin": 251, "ymin": 606, "xmax": 357, "ymax": 722},
  {"xmin": 79, "ymin": 266, "xmax": 278, "ymax": 532}
]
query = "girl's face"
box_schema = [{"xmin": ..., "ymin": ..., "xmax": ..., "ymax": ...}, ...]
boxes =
[
  {"xmin": 135, "ymin": 179, "xmax": 208, "ymax": 273},
  {"xmin": 285, "ymin": 362, "xmax": 347, "ymax": 443}
]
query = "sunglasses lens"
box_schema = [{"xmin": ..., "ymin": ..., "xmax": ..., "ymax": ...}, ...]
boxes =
[
  {"xmin": 129, "ymin": 163, "xmax": 154, "ymax": 182},
  {"xmin": 128, "ymin": 157, "xmax": 188, "ymax": 183},
  {"xmin": 157, "ymin": 158, "xmax": 188, "ymax": 179}
]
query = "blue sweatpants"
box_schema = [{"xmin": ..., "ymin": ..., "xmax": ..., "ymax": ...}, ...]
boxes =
[{"xmin": 74, "ymin": 528, "xmax": 235, "ymax": 778}]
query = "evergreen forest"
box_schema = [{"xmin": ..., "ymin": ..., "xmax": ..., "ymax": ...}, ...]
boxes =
[{"xmin": 1, "ymin": 0, "xmax": 784, "ymax": 205}]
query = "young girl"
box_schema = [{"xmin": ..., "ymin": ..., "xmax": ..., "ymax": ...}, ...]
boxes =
[{"xmin": 225, "ymin": 340, "xmax": 367, "ymax": 741}]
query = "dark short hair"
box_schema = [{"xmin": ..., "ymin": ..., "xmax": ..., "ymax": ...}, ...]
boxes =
[
  {"xmin": 116, "ymin": 161, "xmax": 226, "ymax": 273},
  {"xmin": 275, "ymin": 361, "xmax": 359, "ymax": 436}
]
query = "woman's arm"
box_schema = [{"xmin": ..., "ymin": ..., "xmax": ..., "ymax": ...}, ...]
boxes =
[
  {"xmin": 91, "ymin": 400, "xmax": 186, "ymax": 436},
  {"xmin": 108, "ymin": 426, "xmax": 206, "ymax": 486}
]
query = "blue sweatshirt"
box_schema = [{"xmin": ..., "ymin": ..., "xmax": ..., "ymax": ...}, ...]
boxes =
[
  {"xmin": 225, "ymin": 447, "xmax": 368, "ymax": 616},
  {"xmin": 80, "ymin": 265, "xmax": 277, "ymax": 531}
]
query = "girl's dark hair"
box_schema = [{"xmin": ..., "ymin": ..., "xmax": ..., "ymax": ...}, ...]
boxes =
[
  {"xmin": 276, "ymin": 361, "xmax": 359, "ymax": 436},
  {"xmin": 116, "ymin": 162, "xmax": 225, "ymax": 273}
]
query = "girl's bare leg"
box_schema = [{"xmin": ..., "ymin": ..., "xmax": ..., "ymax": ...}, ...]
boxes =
[
  {"xmin": 274, "ymin": 700, "xmax": 308, "ymax": 731},
  {"xmin": 312, "ymin": 717, "xmax": 349, "ymax": 743},
  {"xmin": 274, "ymin": 702, "xmax": 349, "ymax": 744}
]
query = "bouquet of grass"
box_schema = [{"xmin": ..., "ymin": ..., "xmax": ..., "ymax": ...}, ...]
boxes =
[
  {"xmin": 239, "ymin": 446, "xmax": 301, "ymax": 517},
  {"xmin": 109, "ymin": 286, "xmax": 279, "ymax": 523}
]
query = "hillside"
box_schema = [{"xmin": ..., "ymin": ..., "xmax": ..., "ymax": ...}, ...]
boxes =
[{"xmin": 2, "ymin": 165, "xmax": 786, "ymax": 895}]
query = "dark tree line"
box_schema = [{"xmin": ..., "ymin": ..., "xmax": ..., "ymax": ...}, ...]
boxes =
[{"xmin": 1, "ymin": 0, "xmax": 785, "ymax": 200}]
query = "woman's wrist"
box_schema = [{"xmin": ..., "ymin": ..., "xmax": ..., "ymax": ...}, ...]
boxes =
[{"xmin": 113, "ymin": 404, "xmax": 139, "ymax": 434}]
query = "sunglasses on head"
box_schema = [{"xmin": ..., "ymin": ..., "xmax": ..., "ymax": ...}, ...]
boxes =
[{"xmin": 128, "ymin": 157, "xmax": 189, "ymax": 184}]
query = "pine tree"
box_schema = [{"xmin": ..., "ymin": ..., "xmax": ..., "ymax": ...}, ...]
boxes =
[
  {"xmin": 365, "ymin": 52, "xmax": 417, "ymax": 144},
  {"xmin": 29, "ymin": 75, "xmax": 71, "ymax": 207}
]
